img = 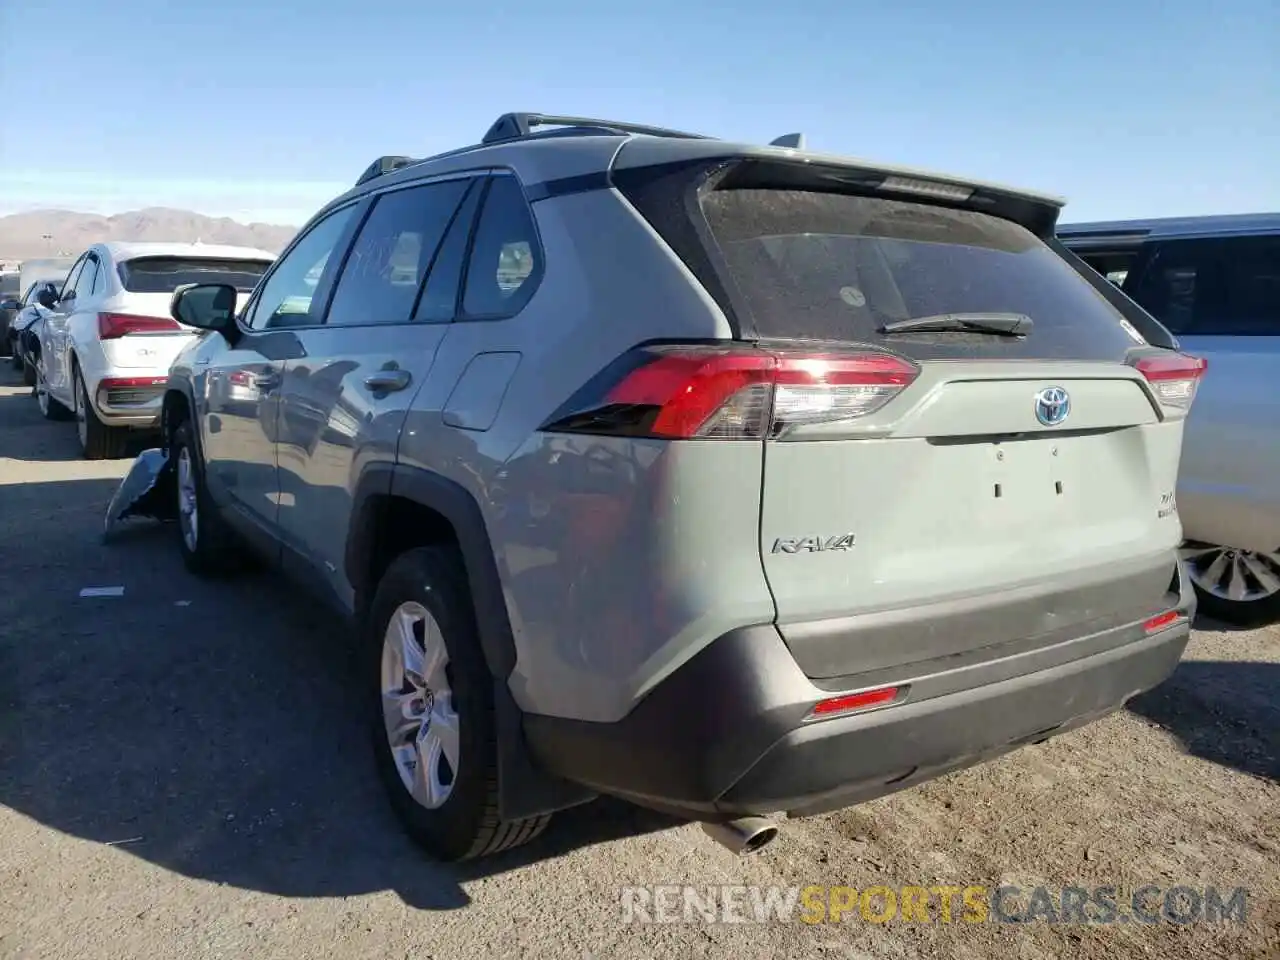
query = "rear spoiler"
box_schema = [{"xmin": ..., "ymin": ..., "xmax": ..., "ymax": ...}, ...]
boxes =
[{"xmin": 610, "ymin": 139, "xmax": 1067, "ymax": 238}]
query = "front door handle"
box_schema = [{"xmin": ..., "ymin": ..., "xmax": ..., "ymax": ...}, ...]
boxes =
[{"xmin": 364, "ymin": 369, "xmax": 412, "ymax": 393}]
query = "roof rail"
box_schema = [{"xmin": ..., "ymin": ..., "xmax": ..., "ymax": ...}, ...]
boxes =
[
  {"xmin": 481, "ymin": 112, "xmax": 714, "ymax": 145},
  {"xmin": 355, "ymin": 155, "xmax": 420, "ymax": 187}
]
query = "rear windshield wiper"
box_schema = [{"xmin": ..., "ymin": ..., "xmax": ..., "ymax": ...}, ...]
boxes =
[{"xmin": 878, "ymin": 312, "xmax": 1034, "ymax": 336}]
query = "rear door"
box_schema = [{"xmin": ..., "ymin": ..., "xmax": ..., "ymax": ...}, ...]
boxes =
[
  {"xmin": 1122, "ymin": 232, "xmax": 1280, "ymax": 552},
  {"xmin": 275, "ymin": 173, "xmax": 483, "ymax": 609},
  {"xmin": 42, "ymin": 254, "xmax": 91, "ymax": 404},
  {"xmin": 696, "ymin": 186, "xmax": 1187, "ymax": 679}
]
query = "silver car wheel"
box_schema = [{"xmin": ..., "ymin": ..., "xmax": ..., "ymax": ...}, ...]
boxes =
[
  {"xmin": 75, "ymin": 375, "xmax": 88, "ymax": 449},
  {"xmin": 176, "ymin": 446, "xmax": 199, "ymax": 552},
  {"xmin": 1180, "ymin": 542, "xmax": 1280, "ymax": 603},
  {"xmin": 380, "ymin": 601, "xmax": 459, "ymax": 810},
  {"xmin": 36, "ymin": 372, "xmax": 50, "ymax": 416}
]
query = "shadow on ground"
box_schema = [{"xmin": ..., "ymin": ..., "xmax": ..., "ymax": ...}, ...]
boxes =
[
  {"xmin": 0, "ymin": 474, "xmax": 675, "ymax": 912},
  {"xmin": 1126, "ymin": 660, "xmax": 1279, "ymax": 783},
  {"xmin": 0, "ymin": 382, "xmax": 156, "ymax": 463}
]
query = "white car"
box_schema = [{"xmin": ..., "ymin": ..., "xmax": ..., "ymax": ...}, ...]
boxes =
[{"xmin": 36, "ymin": 241, "xmax": 276, "ymax": 459}]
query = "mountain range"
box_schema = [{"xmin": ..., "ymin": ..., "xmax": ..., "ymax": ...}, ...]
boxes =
[{"xmin": 0, "ymin": 207, "xmax": 299, "ymax": 261}]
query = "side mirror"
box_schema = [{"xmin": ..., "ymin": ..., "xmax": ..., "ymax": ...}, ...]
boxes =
[
  {"xmin": 36, "ymin": 287, "xmax": 59, "ymax": 309},
  {"xmin": 0, "ymin": 298, "xmax": 19, "ymax": 311},
  {"xmin": 171, "ymin": 282, "xmax": 241, "ymax": 345}
]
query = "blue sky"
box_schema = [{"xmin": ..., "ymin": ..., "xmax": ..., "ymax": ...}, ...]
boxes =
[{"xmin": 1, "ymin": 0, "xmax": 1276, "ymax": 226}]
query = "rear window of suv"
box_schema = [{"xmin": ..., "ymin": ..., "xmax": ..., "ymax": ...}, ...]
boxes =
[
  {"xmin": 117, "ymin": 257, "xmax": 272, "ymax": 294},
  {"xmin": 700, "ymin": 189, "xmax": 1145, "ymax": 359}
]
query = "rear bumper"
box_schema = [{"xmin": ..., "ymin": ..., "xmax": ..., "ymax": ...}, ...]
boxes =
[
  {"xmin": 92, "ymin": 376, "xmax": 167, "ymax": 428},
  {"xmin": 524, "ymin": 584, "xmax": 1193, "ymax": 820}
]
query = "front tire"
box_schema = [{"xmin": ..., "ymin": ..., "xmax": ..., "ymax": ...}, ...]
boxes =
[
  {"xmin": 171, "ymin": 420, "xmax": 241, "ymax": 576},
  {"xmin": 36, "ymin": 368, "xmax": 72, "ymax": 420},
  {"xmin": 74, "ymin": 369, "xmax": 130, "ymax": 460},
  {"xmin": 368, "ymin": 546, "xmax": 550, "ymax": 861}
]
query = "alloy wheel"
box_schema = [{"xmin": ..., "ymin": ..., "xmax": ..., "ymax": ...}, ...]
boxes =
[
  {"xmin": 176, "ymin": 446, "xmax": 199, "ymax": 552},
  {"xmin": 1180, "ymin": 542, "xmax": 1280, "ymax": 603},
  {"xmin": 36, "ymin": 373, "xmax": 50, "ymax": 416},
  {"xmin": 379, "ymin": 601, "xmax": 460, "ymax": 810},
  {"xmin": 75, "ymin": 375, "xmax": 88, "ymax": 449}
]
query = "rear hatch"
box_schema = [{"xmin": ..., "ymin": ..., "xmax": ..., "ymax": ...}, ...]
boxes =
[
  {"xmin": 617, "ymin": 152, "xmax": 1200, "ymax": 680},
  {"xmin": 102, "ymin": 256, "xmax": 270, "ymax": 369}
]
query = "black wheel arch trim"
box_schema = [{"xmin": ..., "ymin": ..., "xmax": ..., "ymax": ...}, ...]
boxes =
[
  {"xmin": 346, "ymin": 462, "xmax": 516, "ymax": 679},
  {"xmin": 161, "ymin": 379, "xmax": 203, "ymax": 458}
]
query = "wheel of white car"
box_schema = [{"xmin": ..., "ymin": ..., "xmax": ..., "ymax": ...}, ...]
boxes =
[
  {"xmin": 35, "ymin": 368, "xmax": 71, "ymax": 421},
  {"xmin": 73, "ymin": 368, "xmax": 130, "ymax": 460},
  {"xmin": 1180, "ymin": 541, "xmax": 1280, "ymax": 627}
]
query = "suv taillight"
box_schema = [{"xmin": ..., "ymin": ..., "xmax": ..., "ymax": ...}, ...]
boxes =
[
  {"xmin": 1133, "ymin": 353, "xmax": 1207, "ymax": 419},
  {"xmin": 98, "ymin": 312, "xmax": 183, "ymax": 340},
  {"xmin": 541, "ymin": 344, "xmax": 919, "ymax": 440}
]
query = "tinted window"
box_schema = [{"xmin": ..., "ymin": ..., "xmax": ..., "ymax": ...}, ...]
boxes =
[
  {"xmin": 75, "ymin": 257, "xmax": 99, "ymax": 298},
  {"xmin": 701, "ymin": 189, "xmax": 1144, "ymax": 360},
  {"xmin": 1130, "ymin": 236, "xmax": 1280, "ymax": 336},
  {"xmin": 118, "ymin": 257, "xmax": 271, "ymax": 294},
  {"xmin": 59, "ymin": 258, "xmax": 85, "ymax": 299},
  {"xmin": 248, "ymin": 207, "xmax": 358, "ymax": 330},
  {"xmin": 325, "ymin": 179, "xmax": 469, "ymax": 326},
  {"xmin": 0, "ymin": 274, "xmax": 18, "ymax": 295},
  {"xmin": 25, "ymin": 281, "xmax": 57, "ymax": 306},
  {"xmin": 461, "ymin": 176, "xmax": 541, "ymax": 318},
  {"xmin": 415, "ymin": 180, "xmax": 483, "ymax": 323}
]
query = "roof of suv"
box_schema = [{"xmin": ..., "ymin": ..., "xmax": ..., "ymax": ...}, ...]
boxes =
[
  {"xmin": 328, "ymin": 112, "xmax": 1066, "ymax": 225},
  {"xmin": 1058, "ymin": 212, "xmax": 1280, "ymax": 241}
]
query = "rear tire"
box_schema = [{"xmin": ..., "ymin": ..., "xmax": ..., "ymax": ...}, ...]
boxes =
[
  {"xmin": 368, "ymin": 546, "xmax": 551, "ymax": 861},
  {"xmin": 171, "ymin": 420, "xmax": 242, "ymax": 576},
  {"xmin": 75, "ymin": 368, "xmax": 130, "ymax": 460}
]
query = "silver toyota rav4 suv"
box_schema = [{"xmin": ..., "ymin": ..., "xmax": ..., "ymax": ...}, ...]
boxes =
[{"xmin": 161, "ymin": 113, "xmax": 1202, "ymax": 861}]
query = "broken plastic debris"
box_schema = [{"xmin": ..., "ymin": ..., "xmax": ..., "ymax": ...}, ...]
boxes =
[{"xmin": 103, "ymin": 448, "xmax": 177, "ymax": 541}]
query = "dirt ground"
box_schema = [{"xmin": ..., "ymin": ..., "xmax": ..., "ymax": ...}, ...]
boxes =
[{"xmin": 0, "ymin": 366, "xmax": 1276, "ymax": 960}]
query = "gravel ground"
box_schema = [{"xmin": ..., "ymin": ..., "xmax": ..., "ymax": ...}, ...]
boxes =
[{"xmin": 0, "ymin": 366, "xmax": 1276, "ymax": 960}]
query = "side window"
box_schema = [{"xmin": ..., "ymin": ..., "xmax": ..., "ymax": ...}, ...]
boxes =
[
  {"xmin": 60, "ymin": 258, "xmax": 85, "ymax": 300},
  {"xmin": 75, "ymin": 256, "xmax": 100, "ymax": 299},
  {"xmin": 1129, "ymin": 240, "xmax": 1217, "ymax": 334},
  {"xmin": 460, "ymin": 176, "xmax": 542, "ymax": 319},
  {"xmin": 1130, "ymin": 236, "xmax": 1280, "ymax": 336},
  {"xmin": 1219, "ymin": 235, "xmax": 1280, "ymax": 335},
  {"xmin": 247, "ymin": 205, "xmax": 358, "ymax": 330},
  {"xmin": 414, "ymin": 179, "xmax": 483, "ymax": 323},
  {"xmin": 91, "ymin": 258, "xmax": 108, "ymax": 296},
  {"xmin": 325, "ymin": 179, "xmax": 470, "ymax": 326}
]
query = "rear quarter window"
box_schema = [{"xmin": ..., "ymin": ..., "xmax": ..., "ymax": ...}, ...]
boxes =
[
  {"xmin": 117, "ymin": 257, "xmax": 272, "ymax": 294},
  {"xmin": 1127, "ymin": 235, "xmax": 1280, "ymax": 336},
  {"xmin": 701, "ymin": 189, "xmax": 1146, "ymax": 360}
]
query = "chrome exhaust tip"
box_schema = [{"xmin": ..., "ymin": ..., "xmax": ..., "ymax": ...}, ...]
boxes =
[{"xmin": 701, "ymin": 817, "xmax": 779, "ymax": 856}]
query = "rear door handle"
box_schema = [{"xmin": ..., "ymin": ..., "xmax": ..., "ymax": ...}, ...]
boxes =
[{"xmin": 364, "ymin": 369, "xmax": 412, "ymax": 392}]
